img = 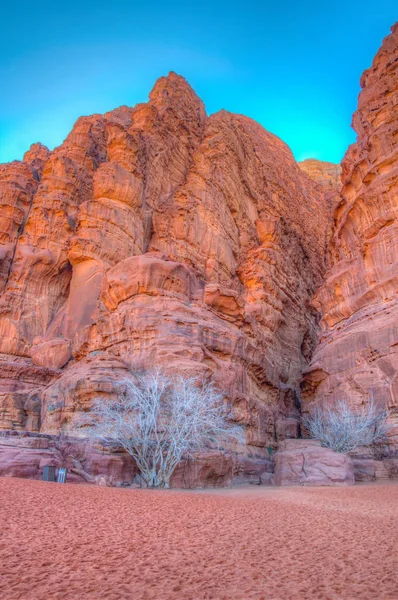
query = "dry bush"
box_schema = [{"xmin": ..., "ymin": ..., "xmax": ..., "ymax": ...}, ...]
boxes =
[
  {"xmin": 78, "ymin": 370, "xmax": 245, "ymax": 488},
  {"xmin": 303, "ymin": 399, "xmax": 389, "ymax": 453}
]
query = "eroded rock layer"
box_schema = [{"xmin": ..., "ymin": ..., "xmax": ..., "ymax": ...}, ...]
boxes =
[
  {"xmin": 298, "ymin": 158, "xmax": 342, "ymax": 192},
  {"xmin": 0, "ymin": 73, "xmax": 330, "ymax": 466},
  {"xmin": 302, "ymin": 24, "xmax": 398, "ymax": 450}
]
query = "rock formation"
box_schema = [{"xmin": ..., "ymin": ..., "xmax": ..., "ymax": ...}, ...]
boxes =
[
  {"xmin": 0, "ymin": 72, "xmax": 331, "ymax": 484},
  {"xmin": 274, "ymin": 439, "xmax": 355, "ymax": 486},
  {"xmin": 302, "ymin": 23, "xmax": 398, "ymax": 453},
  {"xmin": 1, "ymin": 21, "xmax": 397, "ymax": 486},
  {"xmin": 298, "ymin": 158, "xmax": 342, "ymax": 191}
]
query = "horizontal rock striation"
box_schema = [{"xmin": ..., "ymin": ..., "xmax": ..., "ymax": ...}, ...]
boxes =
[
  {"xmin": 302, "ymin": 24, "xmax": 398, "ymax": 451},
  {"xmin": 298, "ymin": 158, "xmax": 342, "ymax": 192},
  {"xmin": 274, "ymin": 439, "xmax": 355, "ymax": 486}
]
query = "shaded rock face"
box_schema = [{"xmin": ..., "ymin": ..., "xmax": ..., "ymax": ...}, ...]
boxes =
[
  {"xmin": 302, "ymin": 24, "xmax": 398, "ymax": 450},
  {"xmin": 351, "ymin": 457, "xmax": 398, "ymax": 482},
  {"xmin": 298, "ymin": 159, "xmax": 342, "ymax": 192},
  {"xmin": 0, "ymin": 72, "xmax": 330, "ymax": 474}
]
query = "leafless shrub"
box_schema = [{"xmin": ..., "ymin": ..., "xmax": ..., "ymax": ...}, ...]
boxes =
[
  {"xmin": 303, "ymin": 399, "xmax": 389, "ymax": 454},
  {"xmin": 77, "ymin": 370, "xmax": 245, "ymax": 488}
]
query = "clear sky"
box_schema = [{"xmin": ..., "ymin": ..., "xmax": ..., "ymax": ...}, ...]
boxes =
[{"xmin": 1, "ymin": 1, "xmax": 396, "ymax": 164}]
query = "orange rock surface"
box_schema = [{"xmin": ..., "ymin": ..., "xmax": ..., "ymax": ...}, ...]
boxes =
[
  {"xmin": 303, "ymin": 24, "xmax": 398, "ymax": 449},
  {"xmin": 299, "ymin": 158, "xmax": 342, "ymax": 191},
  {"xmin": 2, "ymin": 20, "xmax": 397, "ymax": 482},
  {"xmin": 0, "ymin": 73, "xmax": 330, "ymax": 469}
]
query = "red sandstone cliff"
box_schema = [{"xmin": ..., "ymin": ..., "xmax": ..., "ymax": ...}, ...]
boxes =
[
  {"xmin": 298, "ymin": 159, "xmax": 342, "ymax": 191},
  {"xmin": 303, "ymin": 24, "xmax": 398, "ymax": 452},
  {"xmin": 3, "ymin": 19, "xmax": 397, "ymax": 486},
  {"xmin": 0, "ymin": 72, "xmax": 331, "ymax": 469}
]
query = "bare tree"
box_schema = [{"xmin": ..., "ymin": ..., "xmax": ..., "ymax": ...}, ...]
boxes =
[
  {"xmin": 303, "ymin": 399, "xmax": 389, "ymax": 454},
  {"xmin": 78, "ymin": 370, "xmax": 245, "ymax": 488}
]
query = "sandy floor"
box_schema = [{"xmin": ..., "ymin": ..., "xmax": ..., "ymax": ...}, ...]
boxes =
[{"xmin": 0, "ymin": 479, "xmax": 397, "ymax": 600}]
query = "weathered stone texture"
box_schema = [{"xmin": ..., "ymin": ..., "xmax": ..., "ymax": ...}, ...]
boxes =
[
  {"xmin": 0, "ymin": 73, "xmax": 330, "ymax": 475},
  {"xmin": 274, "ymin": 439, "xmax": 355, "ymax": 486},
  {"xmin": 298, "ymin": 158, "xmax": 342, "ymax": 191},
  {"xmin": 302, "ymin": 24, "xmax": 398, "ymax": 450},
  {"xmin": 2, "ymin": 20, "xmax": 398, "ymax": 485}
]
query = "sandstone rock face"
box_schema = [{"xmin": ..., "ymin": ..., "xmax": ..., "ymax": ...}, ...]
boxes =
[
  {"xmin": 0, "ymin": 431, "xmax": 137, "ymax": 484},
  {"xmin": 351, "ymin": 457, "xmax": 398, "ymax": 482},
  {"xmin": 298, "ymin": 158, "xmax": 342, "ymax": 191},
  {"xmin": 233, "ymin": 455, "xmax": 274, "ymax": 485},
  {"xmin": 0, "ymin": 158, "xmax": 41, "ymax": 294},
  {"xmin": 23, "ymin": 143, "xmax": 51, "ymax": 179},
  {"xmin": 302, "ymin": 24, "xmax": 398, "ymax": 451},
  {"xmin": 170, "ymin": 452, "xmax": 233, "ymax": 488},
  {"xmin": 274, "ymin": 439, "xmax": 355, "ymax": 486},
  {"xmin": 0, "ymin": 431, "xmax": 235, "ymax": 488},
  {"xmin": 0, "ymin": 71, "xmax": 330, "ymax": 484}
]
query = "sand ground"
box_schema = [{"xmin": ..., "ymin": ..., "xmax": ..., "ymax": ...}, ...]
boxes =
[{"xmin": 0, "ymin": 478, "xmax": 397, "ymax": 600}]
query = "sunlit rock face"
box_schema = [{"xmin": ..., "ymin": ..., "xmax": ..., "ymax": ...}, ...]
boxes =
[
  {"xmin": 0, "ymin": 72, "xmax": 330, "ymax": 464},
  {"xmin": 298, "ymin": 159, "xmax": 342, "ymax": 192},
  {"xmin": 302, "ymin": 24, "xmax": 398, "ymax": 450}
]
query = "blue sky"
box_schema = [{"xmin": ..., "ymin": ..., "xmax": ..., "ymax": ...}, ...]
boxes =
[{"xmin": 1, "ymin": 1, "xmax": 396, "ymax": 164}]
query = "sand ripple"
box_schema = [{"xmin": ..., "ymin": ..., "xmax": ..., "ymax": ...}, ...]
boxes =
[{"xmin": 0, "ymin": 479, "xmax": 397, "ymax": 599}]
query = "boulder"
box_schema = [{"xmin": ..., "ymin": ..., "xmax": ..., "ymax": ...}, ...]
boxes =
[
  {"xmin": 274, "ymin": 439, "xmax": 355, "ymax": 486},
  {"xmin": 233, "ymin": 455, "xmax": 274, "ymax": 485}
]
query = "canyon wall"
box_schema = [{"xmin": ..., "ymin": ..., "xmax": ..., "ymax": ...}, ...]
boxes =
[
  {"xmin": 302, "ymin": 23, "xmax": 398, "ymax": 452},
  {"xmin": 2, "ymin": 22, "xmax": 397, "ymax": 485},
  {"xmin": 0, "ymin": 73, "xmax": 331, "ymax": 470}
]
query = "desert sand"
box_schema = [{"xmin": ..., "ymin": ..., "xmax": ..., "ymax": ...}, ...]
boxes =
[{"xmin": 0, "ymin": 479, "xmax": 397, "ymax": 599}]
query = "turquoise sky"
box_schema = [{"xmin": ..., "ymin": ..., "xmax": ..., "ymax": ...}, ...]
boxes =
[{"xmin": 1, "ymin": 1, "xmax": 396, "ymax": 164}]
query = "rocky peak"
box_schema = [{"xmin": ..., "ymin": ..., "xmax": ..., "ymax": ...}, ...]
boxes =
[
  {"xmin": 23, "ymin": 142, "xmax": 51, "ymax": 179},
  {"xmin": 1, "ymin": 19, "xmax": 397, "ymax": 486},
  {"xmin": 0, "ymin": 70, "xmax": 329, "ymax": 465},
  {"xmin": 149, "ymin": 71, "xmax": 206, "ymax": 126}
]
